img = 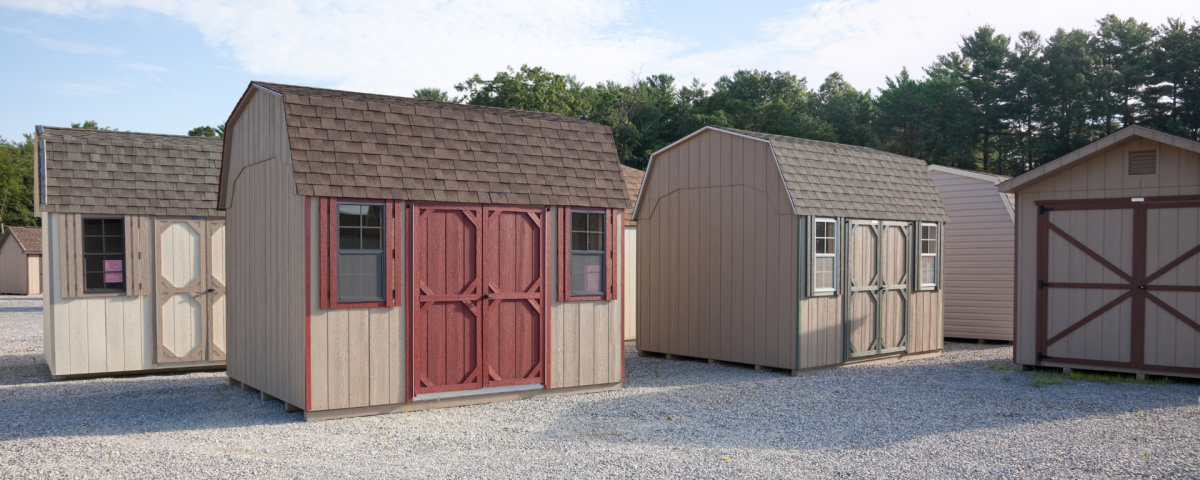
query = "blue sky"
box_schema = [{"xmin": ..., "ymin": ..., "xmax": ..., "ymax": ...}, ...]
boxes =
[{"xmin": 1, "ymin": 0, "xmax": 1195, "ymax": 141}]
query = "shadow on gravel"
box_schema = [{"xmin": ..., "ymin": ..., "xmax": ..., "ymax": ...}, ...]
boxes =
[
  {"xmin": 0, "ymin": 306, "xmax": 42, "ymax": 313},
  {"xmin": 0, "ymin": 371, "xmax": 303, "ymax": 440},
  {"xmin": 0, "ymin": 354, "xmax": 51, "ymax": 386}
]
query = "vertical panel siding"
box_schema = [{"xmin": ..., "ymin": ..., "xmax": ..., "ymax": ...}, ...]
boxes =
[
  {"xmin": 623, "ymin": 226, "xmax": 637, "ymax": 341},
  {"xmin": 548, "ymin": 207, "xmax": 624, "ymax": 387},
  {"xmin": 930, "ymin": 171, "xmax": 1015, "ymax": 341},
  {"xmin": 910, "ymin": 291, "xmax": 944, "ymax": 353},
  {"xmin": 0, "ymin": 234, "xmax": 31, "ymax": 294},
  {"xmin": 1013, "ymin": 138, "xmax": 1200, "ymax": 366},
  {"xmin": 635, "ymin": 129, "xmax": 798, "ymax": 370}
]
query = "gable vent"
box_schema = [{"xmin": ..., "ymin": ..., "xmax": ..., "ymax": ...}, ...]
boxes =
[{"xmin": 1128, "ymin": 150, "xmax": 1157, "ymax": 175}]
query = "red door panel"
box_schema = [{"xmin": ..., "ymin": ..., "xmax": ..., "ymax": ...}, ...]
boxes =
[
  {"xmin": 412, "ymin": 204, "xmax": 483, "ymax": 394},
  {"xmin": 482, "ymin": 206, "xmax": 546, "ymax": 387}
]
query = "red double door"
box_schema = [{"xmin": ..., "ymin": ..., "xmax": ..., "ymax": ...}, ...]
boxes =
[{"xmin": 411, "ymin": 204, "xmax": 546, "ymax": 395}]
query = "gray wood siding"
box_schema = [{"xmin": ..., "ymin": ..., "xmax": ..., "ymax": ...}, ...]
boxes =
[
  {"xmin": 306, "ymin": 199, "xmax": 405, "ymax": 411},
  {"xmin": 0, "ymin": 234, "xmax": 31, "ymax": 295},
  {"xmin": 930, "ymin": 170, "xmax": 1015, "ymax": 341},
  {"xmin": 797, "ymin": 296, "xmax": 843, "ymax": 368},
  {"xmin": 225, "ymin": 88, "xmax": 307, "ymax": 406},
  {"xmin": 1014, "ymin": 137, "xmax": 1200, "ymax": 366},
  {"xmin": 636, "ymin": 129, "xmax": 798, "ymax": 370},
  {"xmin": 911, "ymin": 290, "xmax": 944, "ymax": 353},
  {"xmin": 549, "ymin": 207, "xmax": 623, "ymax": 387},
  {"xmin": 1145, "ymin": 206, "xmax": 1200, "ymax": 370}
]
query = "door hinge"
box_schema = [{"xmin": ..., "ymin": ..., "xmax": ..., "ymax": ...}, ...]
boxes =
[
  {"xmin": 1038, "ymin": 205, "xmax": 1053, "ymax": 215},
  {"xmin": 1038, "ymin": 280, "xmax": 1053, "ymax": 289}
]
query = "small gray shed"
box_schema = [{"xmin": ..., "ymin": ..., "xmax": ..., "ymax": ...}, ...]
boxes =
[
  {"xmin": 634, "ymin": 126, "xmax": 949, "ymax": 373},
  {"xmin": 0, "ymin": 227, "xmax": 42, "ymax": 295}
]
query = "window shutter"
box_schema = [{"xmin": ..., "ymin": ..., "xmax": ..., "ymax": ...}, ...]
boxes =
[
  {"xmin": 805, "ymin": 216, "xmax": 814, "ymax": 298},
  {"xmin": 936, "ymin": 221, "xmax": 945, "ymax": 291},
  {"xmin": 131, "ymin": 216, "xmax": 151, "ymax": 296},
  {"xmin": 556, "ymin": 207, "xmax": 566, "ymax": 302},
  {"xmin": 385, "ymin": 200, "xmax": 396, "ymax": 308},
  {"xmin": 124, "ymin": 216, "xmax": 134, "ymax": 296},
  {"xmin": 59, "ymin": 214, "xmax": 84, "ymax": 299},
  {"xmin": 319, "ymin": 197, "xmax": 329, "ymax": 309},
  {"xmin": 605, "ymin": 209, "xmax": 618, "ymax": 300}
]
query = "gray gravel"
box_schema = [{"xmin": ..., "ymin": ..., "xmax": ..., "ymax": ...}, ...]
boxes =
[{"xmin": 1, "ymin": 295, "xmax": 1198, "ymax": 478}]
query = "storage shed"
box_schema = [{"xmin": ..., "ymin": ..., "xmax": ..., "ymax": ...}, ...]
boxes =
[
  {"xmin": 928, "ymin": 165, "xmax": 1015, "ymax": 341},
  {"xmin": 621, "ymin": 164, "xmax": 644, "ymax": 341},
  {"xmin": 634, "ymin": 126, "xmax": 949, "ymax": 373},
  {"xmin": 0, "ymin": 227, "xmax": 42, "ymax": 295},
  {"xmin": 220, "ymin": 82, "xmax": 628, "ymax": 420},
  {"xmin": 998, "ymin": 125, "xmax": 1200, "ymax": 379},
  {"xmin": 34, "ymin": 127, "xmax": 227, "ymax": 378}
]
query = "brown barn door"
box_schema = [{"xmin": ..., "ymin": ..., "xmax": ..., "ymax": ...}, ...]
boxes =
[
  {"xmin": 481, "ymin": 206, "xmax": 545, "ymax": 387},
  {"xmin": 155, "ymin": 219, "xmax": 213, "ymax": 365},
  {"xmin": 412, "ymin": 204, "xmax": 484, "ymax": 395},
  {"xmin": 1036, "ymin": 196, "xmax": 1200, "ymax": 374},
  {"xmin": 845, "ymin": 220, "xmax": 911, "ymax": 359}
]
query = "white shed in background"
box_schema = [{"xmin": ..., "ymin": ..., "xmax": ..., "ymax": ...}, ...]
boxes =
[{"xmin": 928, "ymin": 165, "xmax": 1015, "ymax": 342}]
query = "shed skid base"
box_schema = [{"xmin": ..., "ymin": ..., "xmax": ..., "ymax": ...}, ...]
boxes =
[
  {"xmin": 791, "ymin": 350, "xmax": 942, "ymax": 376},
  {"xmin": 1033, "ymin": 361, "xmax": 1200, "ymax": 381},
  {"xmin": 50, "ymin": 363, "xmax": 225, "ymax": 381},
  {"xmin": 303, "ymin": 382, "xmax": 623, "ymax": 422}
]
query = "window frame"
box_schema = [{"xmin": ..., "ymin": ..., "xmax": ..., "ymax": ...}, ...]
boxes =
[
  {"xmin": 321, "ymin": 198, "xmax": 397, "ymax": 309},
  {"xmin": 81, "ymin": 216, "xmax": 127, "ymax": 294},
  {"xmin": 916, "ymin": 221, "xmax": 941, "ymax": 291},
  {"xmin": 558, "ymin": 206, "xmax": 618, "ymax": 302},
  {"xmin": 807, "ymin": 216, "xmax": 839, "ymax": 297}
]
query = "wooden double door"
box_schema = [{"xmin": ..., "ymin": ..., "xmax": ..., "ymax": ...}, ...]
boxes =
[
  {"xmin": 845, "ymin": 220, "xmax": 911, "ymax": 358},
  {"xmin": 411, "ymin": 204, "xmax": 546, "ymax": 395},
  {"xmin": 1036, "ymin": 196, "xmax": 1200, "ymax": 374},
  {"xmin": 155, "ymin": 218, "xmax": 227, "ymax": 365}
]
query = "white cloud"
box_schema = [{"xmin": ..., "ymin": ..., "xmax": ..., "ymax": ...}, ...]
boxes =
[
  {"xmin": 662, "ymin": 0, "xmax": 1198, "ymax": 91},
  {"xmin": 121, "ymin": 62, "xmax": 169, "ymax": 73},
  {"xmin": 2, "ymin": 26, "xmax": 123, "ymax": 56}
]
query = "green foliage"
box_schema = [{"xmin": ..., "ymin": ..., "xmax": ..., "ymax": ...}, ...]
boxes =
[
  {"xmin": 70, "ymin": 120, "xmax": 117, "ymax": 131},
  {"xmin": 413, "ymin": 88, "xmax": 454, "ymax": 103},
  {"xmin": 456, "ymin": 65, "xmax": 592, "ymax": 118},
  {"xmin": 187, "ymin": 123, "xmax": 225, "ymax": 138},
  {"xmin": 0, "ymin": 135, "xmax": 36, "ymax": 229}
]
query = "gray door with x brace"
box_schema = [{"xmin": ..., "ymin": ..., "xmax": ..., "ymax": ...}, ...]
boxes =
[{"xmin": 844, "ymin": 220, "xmax": 911, "ymax": 359}]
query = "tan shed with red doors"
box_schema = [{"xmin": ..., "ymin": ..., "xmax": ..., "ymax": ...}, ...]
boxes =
[
  {"xmin": 0, "ymin": 227, "xmax": 42, "ymax": 295},
  {"xmin": 634, "ymin": 126, "xmax": 948, "ymax": 373},
  {"xmin": 999, "ymin": 125, "xmax": 1200, "ymax": 379},
  {"xmin": 220, "ymin": 82, "xmax": 629, "ymax": 420}
]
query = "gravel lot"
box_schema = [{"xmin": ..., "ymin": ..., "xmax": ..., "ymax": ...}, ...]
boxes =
[{"xmin": 1, "ymin": 295, "xmax": 1198, "ymax": 478}]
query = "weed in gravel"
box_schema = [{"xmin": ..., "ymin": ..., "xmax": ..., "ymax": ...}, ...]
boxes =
[
  {"xmin": 1030, "ymin": 371, "xmax": 1064, "ymax": 388},
  {"xmin": 1003, "ymin": 375, "xmax": 1011, "ymax": 383},
  {"xmin": 666, "ymin": 415, "xmax": 673, "ymax": 421},
  {"xmin": 655, "ymin": 363, "xmax": 660, "ymax": 378},
  {"xmin": 720, "ymin": 455, "xmax": 730, "ymax": 461},
  {"xmin": 1068, "ymin": 370, "xmax": 1172, "ymax": 385},
  {"xmin": 987, "ymin": 362, "xmax": 1014, "ymax": 371}
]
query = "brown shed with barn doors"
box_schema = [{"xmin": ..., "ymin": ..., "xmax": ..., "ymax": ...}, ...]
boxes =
[
  {"xmin": 219, "ymin": 82, "xmax": 629, "ymax": 420},
  {"xmin": 999, "ymin": 125, "xmax": 1200, "ymax": 379},
  {"xmin": 633, "ymin": 126, "xmax": 948, "ymax": 373}
]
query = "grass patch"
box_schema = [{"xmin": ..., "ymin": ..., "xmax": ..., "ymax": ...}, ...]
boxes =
[
  {"xmin": 986, "ymin": 362, "xmax": 1014, "ymax": 371},
  {"xmin": 1067, "ymin": 369, "xmax": 1173, "ymax": 385},
  {"xmin": 1030, "ymin": 371, "xmax": 1063, "ymax": 388}
]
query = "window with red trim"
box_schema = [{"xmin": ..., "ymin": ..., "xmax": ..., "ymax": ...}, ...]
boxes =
[
  {"xmin": 320, "ymin": 198, "xmax": 398, "ymax": 309},
  {"xmin": 558, "ymin": 207, "xmax": 618, "ymax": 301}
]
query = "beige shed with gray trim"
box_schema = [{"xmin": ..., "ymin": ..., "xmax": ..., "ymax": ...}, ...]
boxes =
[
  {"xmin": 34, "ymin": 127, "xmax": 226, "ymax": 378},
  {"xmin": 999, "ymin": 125, "xmax": 1200, "ymax": 379},
  {"xmin": 634, "ymin": 126, "xmax": 948, "ymax": 373}
]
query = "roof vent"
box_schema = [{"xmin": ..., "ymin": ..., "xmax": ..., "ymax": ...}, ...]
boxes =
[{"xmin": 1128, "ymin": 150, "xmax": 1157, "ymax": 175}]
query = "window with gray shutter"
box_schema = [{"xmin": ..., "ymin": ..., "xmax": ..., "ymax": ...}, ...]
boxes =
[
  {"xmin": 337, "ymin": 203, "xmax": 385, "ymax": 302},
  {"xmin": 1128, "ymin": 150, "xmax": 1157, "ymax": 175},
  {"xmin": 919, "ymin": 223, "xmax": 938, "ymax": 288},
  {"xmin": 82, "ymin": 218, "xmax": 126, "ymax": 293},
  {"xmin": 810, "ymin": 217, "xmax": 838, "ymax": 295}
]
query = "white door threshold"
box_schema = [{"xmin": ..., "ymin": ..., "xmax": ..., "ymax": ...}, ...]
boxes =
[{"xmin": 413, "ymin": 383, "xmax": 544, "ymax": 402}]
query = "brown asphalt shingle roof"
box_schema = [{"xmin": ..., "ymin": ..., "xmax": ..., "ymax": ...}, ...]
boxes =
[
  {"xmin": 718, "ymin": 127, "xmax": 949, "ymax": 222},
  {"xmin": 252, "ymin": 82, "xmax": 628, "ymax": 209},
  {"xmin": 0, "ymin": 227, "xmax": 42, "ymax": 254},
  {"xmin": 620, "ymin": 165, "xmax": 644, "ymax": 226},
  {"xmin": 39, "ymin": 127, "xmax": 224, "ymax": 217}
]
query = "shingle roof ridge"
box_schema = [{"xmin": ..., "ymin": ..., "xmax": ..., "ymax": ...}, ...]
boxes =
[
  {"xmin": 40, "ymin": 126, "xmax": 224, "ymax": 145},
  {"xmin": 714, "ymin": 126, "xmax": 925, "ymax": 164},
  {"xmin": 254, "ymin": 81, "xmax": 600, "ymax": 127},
  {"xmin": 6, "ymin": 226, "xmax": 42, "ymax": 254}
]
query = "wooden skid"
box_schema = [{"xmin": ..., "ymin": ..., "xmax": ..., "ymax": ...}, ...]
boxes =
[
  {"xmin": 51, "ymin": 363, "xmax": 224, "ymax": 381},
  {"xmin": 1036, "ymin": 361, "xmax": 1200, "ymax": 381},
  {"xmin": 303, "ymin": 382, "xmax": 622, "ymax": 422},
  {"xmin": 790, "ymin": 350, "xmax": 942, "ymax": 376}
]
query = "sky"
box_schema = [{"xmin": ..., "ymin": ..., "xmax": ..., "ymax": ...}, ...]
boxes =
[{"xmin": 0, "ymin": 0, "xmax": 1195, "ymax": 141}]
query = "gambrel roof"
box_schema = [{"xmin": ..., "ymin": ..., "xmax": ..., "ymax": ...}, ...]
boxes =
[
  {"xmin": 221, "ymin": 82, "xmax": 628, "ymax": 209},
  {"xmin": 620, "ymin": 165, "xmax": 644, "ymax": 226},
  {"xmin": 0, "ymin": 227, "xmax": 41, "ymax": 254},
  {"xmin": 36, "ymin": 127, "xmax": 224, "ymax": 217}
]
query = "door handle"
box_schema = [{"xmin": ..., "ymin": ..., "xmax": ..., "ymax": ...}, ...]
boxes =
[{"xmin": 484, "ymin": 294, "xmax": 494, "ymax": 299}]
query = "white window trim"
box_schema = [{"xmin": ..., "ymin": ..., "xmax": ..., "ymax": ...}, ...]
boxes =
[
  {"xmin": 920, "ymin": 222, "xmax": 938, "ymax": 288},
  {"xmin": 814, "ymin": 217, "xmax": 837, "ymax": 293}
]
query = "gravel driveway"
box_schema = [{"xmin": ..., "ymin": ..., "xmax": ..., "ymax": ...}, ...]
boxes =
[{"xmin": 1, "ymin": 295, "xmax": 1198, "ymax": 478}]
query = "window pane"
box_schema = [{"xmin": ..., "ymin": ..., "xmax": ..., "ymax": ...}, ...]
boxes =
[
  {"xmin": 571, "ymin": 232, "xmax": 587, "ymax": 251},
  {"xmin": 363, "ymin": 205, "xmax": 382, "ymax": 227},
  {"xmin": 815, "ymin": 257, "xmax": 834, "ymax": 290},
  {"xmin": 921, "ymin": 239, "xmax": 934, "ymax": 254},
  {"xmin": 339, "ymin": 204, "xmax": 362, "ymax": 227},
  {"xmin": 588, "ymin": 213, "xmax": 603, "ymax": 232},
  {"xmin": 570, "ymin": 253, "xmax": 604, "ymax": 295},
  {"xmin": 105, "ymin": 236, "xmax": 125, "ymax": 254},
  {"xmin": 587, "ymin": 233, "xmax": 602, "ymax": 251},
  {"xmin": 339, "ymin": 228, "xmax": 360, "ymax": 250},
  {"xmin": 84, "ymin": 255, "xmax": 103, "ymax": 273},
  {"xmin": 104, "ymin": 219, "xmax": 123, "ymax": 235},
  {"xmin": 83, "ymin": 220, "xmax": 103, "ymax": 236},
  {"xmin": 920, "ymin": 257, "xmax": 936, "ymax": 284},
  {"xmin": 86, "ymin": 272, "xmax": 105, "ymax": 290},
  {"xmin": 84, "ymin": 237, "xmax": 104, "ymax": 254},
  {"xmin": 361, "ymin": 228, "xmax": 382, "ymax": 250},
  {"xmin": 815, "ymin": 239, "xmax": 826, "ymax": 254},
  {"xmin": 339, "ymin": 254, "xmax": 382, "ymax": 300},
  {"xmin": 571, "ymin": 212, "xmax": 587, "ymax": 231},
  {"xmin": 815, "ymin": 222, "xmax": 825, "ymax": 237}
]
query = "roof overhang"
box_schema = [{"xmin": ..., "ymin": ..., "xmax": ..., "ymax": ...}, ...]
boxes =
[
  {"xmin": 998, "ymin": 125, "xmax": 1200, "ymax": 193},
  {"xmin": 928, "ymin": 164, "xmax": 1006, "ymax": 185}
]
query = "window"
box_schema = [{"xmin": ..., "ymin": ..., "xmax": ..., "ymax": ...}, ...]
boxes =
[
  {"xmin": 570, "ymin": 211, "xmax": 606, "ymax": 296},
  {"xmin": 919, "ymin": 223, "xmax": 938, "ymax": 288},
  {"xmin": 337, "ymin": 203, "xmax": 385, "ymax": 302},
  {"xmin": 83, "ymin": 218, "xmax": 125, "ymax": 292},
  {"xmin": 813, "ymin": 218, "xmax": 837, "ymax": 293}
]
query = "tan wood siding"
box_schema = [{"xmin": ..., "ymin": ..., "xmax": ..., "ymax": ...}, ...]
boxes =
[
  {"xmin": 930, "ymin": 170, "xmax": 1015, "ymax": 341},
  {"xmin": 225, "ymin": 88, "xmax": 307, "ymax": 406},
  {"xmin": 549, "ymin": 207, "xmax": 623, "ymax": 387},
  {"xmin": 910, "ymin": 290, "xmax": 944, "ymax": 353},
  {"xmin": 636, "ymin": 129, "xmax": 798, "ymax": 369},
  {"xmin": 0, "ymin": 236, "xmax": 31, "ymax": 295},
  {"xmin": 1013, "ymin": 138, "xmax": 1200, "ymax": 366},
  {"xmin": 1144, "ymin": 206, "xmax": 1200, "ymax": 370},
  {"xmin": 306, "ymin": 198, "xmax": 406, "ymax": 412},
  {"xmin": 623, "ymin": 226, "xmax": 636, "ymax": 341}
]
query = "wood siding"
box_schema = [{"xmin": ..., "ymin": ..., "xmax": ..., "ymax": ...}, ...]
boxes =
[
  {"xmin": 1145, "ymin": 206, "xmax": 1200, "ymax": 370},
  {"xmin": 910, "ymin": 290, "xmax": 944, "ymax": 353},
  {"xmin": 307, "ymin": 199, "xmax": 405, "ymax": 411},
  {"xmin": 636, "ymin": 129, "xmax": 798, "ymax": 370},
  {"xmin": 930, "ymin": 170, "xmax": 1014, "ymax": 341},
  {"xmin": 549, "ymin": 206, "xmax": 624, "ymax": 387},
  {"xmin": 623, "ymin": 226, "xmax": 636, "ymax": 341},
  {"xmin": 0, "ymin": 237, "xmax": 32, "ymax": 295},
  {"xmin": 224, "ymin": 88, "xmax": 307, "ymax": 406},
  {"xmin": 1014, "ymin": 137, "xmax": 1200, "ymax": 366}
]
